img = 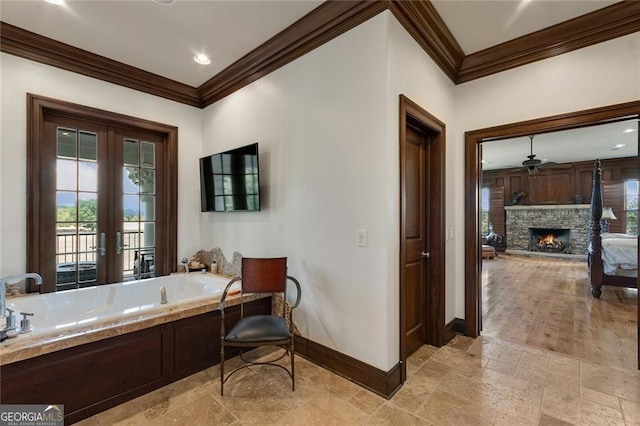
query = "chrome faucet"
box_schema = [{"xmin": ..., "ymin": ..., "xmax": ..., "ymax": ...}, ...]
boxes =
[
  {"xmin": 181, "ymin": 257, "xmax": 190, "ymax": 274},
  {"xmin": 1, "ymin": 273, "xmax": 43, "ymax": 335}
]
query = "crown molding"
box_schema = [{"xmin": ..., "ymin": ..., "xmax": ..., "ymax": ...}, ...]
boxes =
[
  {"xmin": 2, "ymin": 1, "xmax": 639, "ymax": 109},
  {"xmin": 389, "ymin": 0, "xmax": 464, "ymax": 82},
  {"xmin": 457, "ymin": 1, "xmax": 640, "ymax": 84},
  {"xmin": 198, "ymin": 0, "xmax": 388, "ymax": 108},
  {"xmin": 0, "ymin": 22, "xmax": 201, "ymax": 108}
]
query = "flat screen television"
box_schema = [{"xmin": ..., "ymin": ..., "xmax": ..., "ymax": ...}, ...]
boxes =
[{"xmin": 200, "ymin": 143, "xmax": 260, "ymax": 212}]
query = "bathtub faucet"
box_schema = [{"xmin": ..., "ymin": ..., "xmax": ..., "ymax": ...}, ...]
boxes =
[
  {"xmin": 181, "ymin": 257, "xmax": 190, "ymax": 274},
  {"xmin": 1, "ymin": 273, "xmax": 43, "ymax": 334}
]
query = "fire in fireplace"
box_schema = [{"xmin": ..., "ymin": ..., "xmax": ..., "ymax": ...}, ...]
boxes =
[{"xmin": 528, "ymin": 228, "xmax": 571, "ymax": 253}]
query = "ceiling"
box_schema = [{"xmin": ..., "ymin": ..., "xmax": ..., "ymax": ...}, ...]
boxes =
[
  {"xmin": 482, "ymin": 119, "xmax": 638, "ymax": 171},
  {"xmin": 431, "ymin": 0, "xmax": 619, "ymax": 55},
  {"xmin": 0, "ymin": 0, "xmax": 636, "ymax": 167},
  {"xmin": 0, "ymin": 0, "xmax": 323, "ymax": 87},
  {"xmin": 0, "ymin": 0, "xmax": 622, "ymax": 87}
]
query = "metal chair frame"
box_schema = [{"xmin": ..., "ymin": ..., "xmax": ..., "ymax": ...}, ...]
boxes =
[{"xmin": 218, "ymin": 258, "xmax": 301, "ymax": 396}]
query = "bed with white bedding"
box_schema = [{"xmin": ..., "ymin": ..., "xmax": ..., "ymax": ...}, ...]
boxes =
[
  {"xmin": 588, "ymin": 160, "xmax": 638, "ymax": 298},
  {"xmin": 601, "ymin": 233, "xmax": 638, "ymax": 277}
]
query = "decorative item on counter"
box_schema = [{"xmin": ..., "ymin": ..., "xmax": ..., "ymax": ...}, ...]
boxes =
[
  {"xmin": 188, "ymin": 259, "xmax": 206, "ymax": 272},
  {"xmin": 192, "ymin": 248, "xmax": 243, "ymax": 277},
  {"xmin": 181, "ymin": 248, "xmax": 243, "ymax": 277},
  {"xmin": 574, "ymin": 194, "xmax": 583, "ymax": 204},
  {"xmin": 5, "ymin": 281, "xmax": 26, "ymax": 295}
]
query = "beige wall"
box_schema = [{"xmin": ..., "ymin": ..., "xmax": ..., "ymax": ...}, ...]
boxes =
[{"xmin": 202, "ymin": 13, "xmax": 395, "ymax": 369}]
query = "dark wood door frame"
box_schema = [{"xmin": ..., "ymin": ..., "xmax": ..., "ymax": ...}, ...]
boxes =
[
  {"xmin": 399, "ymin": 95, "xmax": 446, "ymax": 382},
  {"xmin": 464, "ymin": 101, "xmax": 640, "ymax": 367},
  {"xmin": 27, "ymin": 93, "xmax": 179, "ymax": 292}
]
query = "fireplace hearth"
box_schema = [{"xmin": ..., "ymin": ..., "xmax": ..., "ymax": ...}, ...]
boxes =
[{"xmin": 529, "ymin": 228, "xmax": 571, "ymax": 253}]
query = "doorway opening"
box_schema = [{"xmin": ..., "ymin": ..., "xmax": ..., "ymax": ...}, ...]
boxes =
[{"xmin": 464, "ymin": 100, "xmax": 640, "ymax": 369}]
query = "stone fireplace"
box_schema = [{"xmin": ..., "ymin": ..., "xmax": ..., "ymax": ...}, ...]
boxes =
[{"xmin": 505, "ymin": 204, "xmax": 590, "ymax": 257}]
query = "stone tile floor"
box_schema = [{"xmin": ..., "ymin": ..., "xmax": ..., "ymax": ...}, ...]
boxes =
[{"xmin": 77, "ymin": 335, "xmax": 640, "ymax": 425}]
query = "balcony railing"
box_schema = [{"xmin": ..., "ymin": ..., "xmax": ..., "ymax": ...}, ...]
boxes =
[{"xmin": 56, "ymin": 230, "xmax": 152, "ymax": 289}]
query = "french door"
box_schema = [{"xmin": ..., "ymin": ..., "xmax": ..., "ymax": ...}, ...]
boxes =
[{"xmin": 28, "ymin": 95, "xmax": 177, "ymax": 293}]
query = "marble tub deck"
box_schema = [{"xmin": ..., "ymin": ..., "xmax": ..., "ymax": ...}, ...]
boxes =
[
  {"xmin": 77, "ymin": 335, "xmax": 640, "ymax": 426},
  {"xmin": 0, "ymin": 292, "xmax": 264, "ymax": 366}
]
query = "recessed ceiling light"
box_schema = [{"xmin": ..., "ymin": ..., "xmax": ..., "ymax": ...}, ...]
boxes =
[
  {"xmin": 194, "ymin": 53, "xmax": 211, "ymax": 65},
  {"xmin": 152, "ymin": 0, "xmax": 175, "ymax": 5},
  {"xmin": 45, "ymin": 0, "xmax": 64, "ymax": 4},
  {"xmin": 623, "ymin": 128, "xmax": 637, "ymax": 133}
]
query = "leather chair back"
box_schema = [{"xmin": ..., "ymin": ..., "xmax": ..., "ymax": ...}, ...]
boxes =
[{"xmin": 240, "ymin": 257, "xmax": 287, "ymax": 294}]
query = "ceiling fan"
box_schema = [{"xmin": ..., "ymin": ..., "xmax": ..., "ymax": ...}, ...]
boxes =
[
  {"xmin": 522, "ymin": 134, "xmax": 557, "ymax": 175},
  {"xmin": 522, "ymin": 135, "xmax": 542, "ymax": 175}
]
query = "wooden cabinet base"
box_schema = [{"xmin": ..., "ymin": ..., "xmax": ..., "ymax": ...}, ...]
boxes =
[{"xmin": 0, "ymin": 298, "xmax": 270, "ymax": 424}]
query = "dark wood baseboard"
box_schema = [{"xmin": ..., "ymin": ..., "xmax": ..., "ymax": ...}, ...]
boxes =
[
  {"xmin": 444, "ymin": 317, "xmax": 466, "ymax": 344},
  {"xmin": 294, "ymin": 335, "xmax": 401, "ymax": 399}
]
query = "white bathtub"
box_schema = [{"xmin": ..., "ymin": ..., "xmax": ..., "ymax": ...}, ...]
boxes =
[{"xmin": 5, "ymin": 273, "xmax": 238, "ymax": 342}]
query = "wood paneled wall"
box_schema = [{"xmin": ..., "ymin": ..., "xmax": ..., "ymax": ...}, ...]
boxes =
[{"xmin": 482, "ymin": 157, "xmax": 638, "ymax": 237}]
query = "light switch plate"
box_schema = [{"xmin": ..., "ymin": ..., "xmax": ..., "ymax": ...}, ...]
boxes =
[{"xmin": 356, "ymin": 229, "xmax": 368, "ymax": 247}]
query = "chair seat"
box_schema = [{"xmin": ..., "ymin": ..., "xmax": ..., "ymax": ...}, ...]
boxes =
[{"xmin": 225, "ymin": 315, "xmax": 291, "ymax": 343}]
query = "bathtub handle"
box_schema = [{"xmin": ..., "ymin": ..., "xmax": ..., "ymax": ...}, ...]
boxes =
[
  {"xmin": 115, "ymin": 232, "xmax": 129, "ymax": 255},
  {"xmin": 90, "ymin": 233, "xmax": 106, "ymax": 256}
]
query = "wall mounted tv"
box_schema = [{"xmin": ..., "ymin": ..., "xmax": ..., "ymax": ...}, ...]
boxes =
[{"xmin": 200, "ymin": 143, "xmax": 260, "ymax": 212}]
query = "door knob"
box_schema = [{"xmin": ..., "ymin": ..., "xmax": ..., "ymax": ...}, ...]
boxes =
[
  {"xmin": 421, "ymin": 251, "xmax": 430, "ymax": 258},
  {"xmin": 115, "ymin": 231, "xmax": 129, "ymax": 255},
  {"xmin": 90, "ymin": 233, "xmax": 106, "ymax": 256}
]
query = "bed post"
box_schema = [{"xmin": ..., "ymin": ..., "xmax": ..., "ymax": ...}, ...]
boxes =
[{"xmin": 589, "ymin": 159, "xmax": 604, "ymax": 298}]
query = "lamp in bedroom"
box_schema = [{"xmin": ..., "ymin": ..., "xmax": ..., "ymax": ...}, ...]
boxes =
[{"xmin": 601, "ymin": 207, "xmax": 617, "ymax": 232}]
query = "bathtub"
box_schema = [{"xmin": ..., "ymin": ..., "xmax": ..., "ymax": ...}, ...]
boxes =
[
  {"xmin": 1, "ymin": 272, "xmax": 271, "ymax": 424},
  {"xmin": 4, "ymin": 272, "xmax": 239, "ymax": 344}
]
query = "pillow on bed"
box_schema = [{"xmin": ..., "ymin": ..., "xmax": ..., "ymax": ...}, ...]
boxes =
[{"xmin": 601, "ymin": 232, "xmax": 637, "ymax": 240}]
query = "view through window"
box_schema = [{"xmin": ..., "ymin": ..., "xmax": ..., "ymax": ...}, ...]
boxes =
[
  {"xmin": 625, "ymin": 179, "xmax": 639, "ymax": 235},
  {"xmin": 481, "ymin": 187, "xmax": 490, "ymax": 235}
]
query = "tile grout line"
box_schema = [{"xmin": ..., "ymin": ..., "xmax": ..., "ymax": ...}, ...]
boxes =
[
  {"xmin": 537, "ymin": 386, "xmax": 547, "ymax": 426},
  {"xmin": 407, "ymin": 345, "xmax": 457, "ymax": 422}
]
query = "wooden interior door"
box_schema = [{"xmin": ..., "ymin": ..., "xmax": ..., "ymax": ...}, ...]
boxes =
[
  {"xmin": 402, "ymin": 125, "xmax": 429, "ymax": 357},
  {"xmin": 399, "ymin": 95, "xmax": 446, "ymax": 383}
]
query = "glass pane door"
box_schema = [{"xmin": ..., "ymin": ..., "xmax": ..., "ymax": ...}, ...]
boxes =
[
  {"xmin": 122, "ymin": 138, "xmax": 157, "ymax": 280},
  {"xmin": 32, "ymin": 99, "xmax": 176, "ymax": 294},
  {"xmin": 55, "ymin": 127, "xmax": 100, "ymax": 290}
]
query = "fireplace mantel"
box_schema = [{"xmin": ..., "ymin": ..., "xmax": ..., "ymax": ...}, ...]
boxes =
[{"xmin": 505, "ymin": 204, "xmax": 590, "ymax": 211}]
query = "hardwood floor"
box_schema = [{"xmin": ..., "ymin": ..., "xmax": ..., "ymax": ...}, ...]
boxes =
[{"xmin": 482, "ymin": 254, "xmax": 638, "ymax": 371}]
